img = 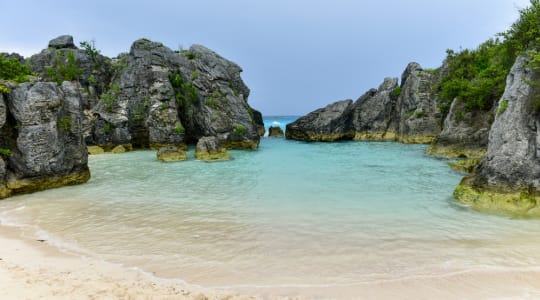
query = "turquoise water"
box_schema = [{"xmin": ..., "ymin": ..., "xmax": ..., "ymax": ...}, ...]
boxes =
[{"xmin": 2, "ymin": 117, "xmax": 540, "ymax": 294}]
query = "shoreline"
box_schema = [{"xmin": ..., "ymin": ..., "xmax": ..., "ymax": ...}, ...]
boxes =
[
  {"xmin": 2, "ymin": 224, "xmax": 540, "ymax": 299},
  {"xmin": 0, "ymin": 223, "xmax": 258, "ymax": 300}
]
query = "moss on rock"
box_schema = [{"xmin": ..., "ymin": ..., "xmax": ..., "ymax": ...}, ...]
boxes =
[
  {"xmin": 6, "ymin": 169, "xmax": 91, "ymax": 196},
  {"xmin": 87, "ymin": 145, "xmax": 105, "ymax": 155},
  {"xmin": 427, "ymin": 144, "xmax": 486, "ymax": 160},
  {"xmin": 448, "ymin": 159, "xmax": 480, "ymax": 173},
  {"xmin": 156, "ymin": 146, "xmax": 188, "ymax": 162},
  {"xmin": 454, "ymin": 181, "xmax": 540, "ymax": 217}
]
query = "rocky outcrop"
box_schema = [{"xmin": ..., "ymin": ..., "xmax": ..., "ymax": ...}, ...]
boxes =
[
  {"xmin": 156, "ymin": 146, "xmax": 187, "ymax": 162},
  {"xmin": 351, "ymin": 78, "xmax": 399, "ymax": 141},
  {"xmin": 428, "ymin": 98, "xmax": 493, "ymax": 159},
  {"xmin": 195, "ymin": 136, "xmax": 230, "ymax": 161},
  {"xmin": 27, "ymin": 35, "xmax": 113, "ymax": 109},
  {"xmin": 89, "ymin": 39, "xmax": 261, "ymax": 150},
  {"xmin": 268, "ymin": 126, "xmax": 284, "ymax": 137},
  {"xmin": 285, "ymin": 100, "xmax": 354, "ymax": 141},
  {"xmin": 395, "ymin": 63, "xmax": 443, "ymax": 143},
  {"xmin": 454, "ymin": 56, "xmax": 540, "ymax": 216},
  {"xmin": 48, "ymin": 35, "xmax": 77, "ymax": 49},
  {"xmin": 0, "ymin": 81, "xmax": 90, "ymax": 198},
  {"xmin": 287, "ymin": 63, "xmax": 444, "ymax": 143}
]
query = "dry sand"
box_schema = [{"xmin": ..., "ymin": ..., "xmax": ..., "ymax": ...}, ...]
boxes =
[{"xmin": 3, "ymin": 223, "xmax": 540, "ymax": 299}]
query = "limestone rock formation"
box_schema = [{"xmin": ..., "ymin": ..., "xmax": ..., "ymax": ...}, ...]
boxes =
[
  {"xmin": 195, "ymin": 136, "xmax": 230, "ymax": 161},
  {"xmin": 394, "ymin": 63, "xmax": 443, "ymax": 143},
  {"xmin": 0, "ymin": 81, "xmax": 90, "ymax": 198},
  {"xmin": 157, "ymin": 146, "xmax": 187, "ymax": 162},
  {"xmin": 286, "ymin": 63, "xmax": 444, "ymax": 143},
  {"xmin": 351, "ymin": 78, "xmax": 399, "ymax": 141},
  {"xmin": 428, "ymin": 98, "xmax": 493, "ymax": 159},
  {"xmin": 454, "ymin": 56, "xmax": 540, "ymax": 216},
  {"xmin": 285, "ymin": 100, "xmax": 353, "ymax": 141},
  {"xmin": 268, "ymin": 126, "xmax": 284, "ymax": 137},
  {"xmin": 89, "ymin": 39, "xmax": 261, "ymax": 150},
  {"xmin": 28, "ymin": 35, "xmax": 112, "ymax": 105}
]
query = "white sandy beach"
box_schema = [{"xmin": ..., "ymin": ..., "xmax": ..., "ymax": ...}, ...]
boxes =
[{"xmin": 3, "ymin": 224, "xmax": 540, "ymax": 299}]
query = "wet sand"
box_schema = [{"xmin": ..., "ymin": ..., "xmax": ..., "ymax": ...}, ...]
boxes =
[{"xmin": 2, "ymin": 223, "xmax": 540, "ymax": 299}]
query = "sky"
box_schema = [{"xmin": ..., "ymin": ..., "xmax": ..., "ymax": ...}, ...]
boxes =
[{"xmin": 0, "ymin": 0, "xmax": 531, "ymax": 115}]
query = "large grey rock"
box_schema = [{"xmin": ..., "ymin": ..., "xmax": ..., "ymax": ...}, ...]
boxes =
[
  {"xmin": 0, "ymin": 93, "xmax": 5, "ymax": 128},
  {"xmin": 455, "ymin": 56, "xmax": 540, "ymax": 215},
  {"xmin": 285, "ymin": 100, "xmax": 354, "ymax": 141},
  {"xmin": 2, "ymin": 81, "xmax": 90, "ymax": 196},
  {"xmin": 351, "ymin": 77, "xmax": 399, "ymax": 140},
  {"xmin": 428, "ymin": 98, "xmax": 494, "ymax": 159},
  {"xmin": 48, "ymin": 35, "xmax": 77, "ymax": 49},
  {"xmin": 91, "ymin": 39, "xmax": 261, "ymax": 150},
  {"xmin": 286, "ymin": 63, "xmax": 445, "ymax": 144},
  {"xmin": 395, "ymin": 62, "xmax": 443, "ymax": 143}
]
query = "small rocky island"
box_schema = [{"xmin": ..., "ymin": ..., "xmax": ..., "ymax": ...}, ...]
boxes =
[{"xmin": 0, "ymin": 35, "xmax": 263, "ymax": 198}]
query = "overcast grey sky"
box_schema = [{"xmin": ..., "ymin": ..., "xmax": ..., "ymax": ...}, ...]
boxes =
[{"xmin": 0, "ymin": 0, "xmax": 530, "ymax": 115}]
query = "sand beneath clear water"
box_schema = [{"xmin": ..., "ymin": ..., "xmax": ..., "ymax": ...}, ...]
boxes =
[{"xmin": 3, "ymin": 224, "xmax": 540, "ymax": 300}]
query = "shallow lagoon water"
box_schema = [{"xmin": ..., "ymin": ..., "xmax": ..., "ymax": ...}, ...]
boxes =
[{"xmin": 2, "ymin": 119, "xmax": 540, "ymax": 293}]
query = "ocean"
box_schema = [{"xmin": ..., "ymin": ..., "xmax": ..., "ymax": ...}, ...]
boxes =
[{"xmin": 2, "ymin": 116, "xmax": 540, "ymax": 295}]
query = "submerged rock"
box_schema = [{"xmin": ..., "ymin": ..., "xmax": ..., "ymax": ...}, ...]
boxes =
[
  {"xmin": 87, "ymin": 145, "xmax": 105, "ymax": 155},
  {"xmin": 195, "ymin": 136, "xmax": 230, "ymax": 161},
  {"xmin": 454, "ymin": 56, "xmax": 540, "ymax": 216},
  {"xmin": 157, "ymin": 146, "xmax": 187, "ymax": 162},
  {"xmin": 268, "ymin": 126, "xmax": 284, "ymax": 137}
]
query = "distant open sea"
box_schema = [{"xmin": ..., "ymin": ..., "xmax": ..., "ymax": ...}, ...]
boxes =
[{"xmin": 3, "ymin": 116, "xmax": 540, "ymax": 296}]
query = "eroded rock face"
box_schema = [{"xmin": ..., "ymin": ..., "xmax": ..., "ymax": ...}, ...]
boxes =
[
  {"xmin": 455, "ymin": 56, "xmax": 540, "ymax": 216},
  {"xmin": 1, "ymin": 81, "xmax": 90, "ymax": 197},
  {"xmin": 351, "ymin": 78, "xmax": 399, "ymax": 141},
  {"xmin": 286, "ymin": 63, "xmax": 445, "ymax": 143},
  {"xmin": 28, "ymin": 35, "xmax": 112, "ymax": 106},
  {"xmin": 395, "ymin": 63, "xmax": 443, "ymax": 143},
  {"xmin": 195, "ymin": 136, "xmax": 230, "ymax": 161},
  {"xmin": 286, "ymin": 100, "xmax": 353, "ymax": 141},
  {"xmin": 428, "ymin": 98, "xmax": 493, "ymax": 159},
  {"xmin": 90, "ymin": 39, "xmax": 260, "ymax": 150}
]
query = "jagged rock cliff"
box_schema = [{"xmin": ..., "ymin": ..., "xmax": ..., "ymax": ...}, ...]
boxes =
[
  {"xmin": 0, "ymin": 81, "xmax": 89, "ymax": 198},
  {"xmin": 286, "ymin": 63, "xmax": 444, "ymax": 143},
  {"xmin": 89, "ymin": 39, "xmax": 261, "ymax": 149},
  {"xmin": 454, "ymin": 56, "xmax": 540, "ymax": 216}
]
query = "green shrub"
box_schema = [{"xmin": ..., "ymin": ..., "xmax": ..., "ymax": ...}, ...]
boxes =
[
  {"xmin": 415, "ymin": 111, "xmax": 425, "ymax": 118},
  {"xmin": 392, "ymin": 86, "xmax": 402, "ymax": 98},
  {"xmin": 80, "ymin": 40, "xmax": 100, "ymax": 65},
  {"xmin": 436, "ymin": 1, "xmax": 540, "ymax": 112},
  {"xmin": 45, "ymin": 51, "xmax": 84, "ymax": 84},
  {"xmin": 101, "ymin": 84, "xmax": 120, "ymax": 112},
  {"xmin": 0, "ymin": 55, "xmax": 32, "ymax": 83},
  {"xmin": 191, "ymin": 70, "xmax": 198, "ymax": 80},
  {"xmin": 234, "ymin": 124, "xmax": 247, "ymax": 135},
  {"xmin": 58, "ymin": 116, "xmax": 72, "ymax": 131},
  {"xmin": 0, "ymin": 148, "xmax": 11, "ymax": 156},
  {"xmin": 103, "ymin": 122, "xmax": 111, "ymax": 134},
  {"xmin": 497, "ymin": 100, "xmax": 509, "ymax": 115},
  {"xmin": 174, "ymin": 125, "xmax": 185, "ymax": 133},
  {"xmin": 0, "ymin": 85, "xmax": 10, "ymax": 94}
]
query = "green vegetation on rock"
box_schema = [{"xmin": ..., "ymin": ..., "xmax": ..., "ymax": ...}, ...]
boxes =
[
  {"xmin": 45, "ymin": 51, "xmax": 84, "ymax": 84},
  {"xmin": 497, "ymin": 99, "xmax": 508, "ymax": 116},
  {"xmin": 437, "ymin": 0, "xmax": 540, "ymax": 113},
  {"xmin": 0, "ymin": 55, "xmax": 32, "ymax": 83}
]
